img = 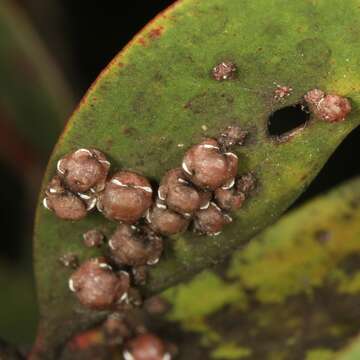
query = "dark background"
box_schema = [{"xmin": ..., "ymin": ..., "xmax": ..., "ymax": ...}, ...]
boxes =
[{"xmin": 2, "ymin": 0, "xmax": 360, "ymax": 261}]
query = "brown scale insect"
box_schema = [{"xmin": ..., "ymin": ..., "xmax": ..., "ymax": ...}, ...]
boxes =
[
  {"xmin": 304, "ymin": 89, "xmax": 352, "ymax": 123},
  {"xmin": 59, "ymin": 253, "xmax": 79, "ymax": 269},
  {"xmin": 144, "ymin": 296, "xmax": 170, "ymax": 316},
  {"xmin": 69, "ymin": 257, "xmax": 130, "ymax": 311},
  {"xmin": 132, "ymin": 265, "xmax": 148, "ymax": 286},
  {"xmin": 215, "ymin": 172, "xmax": 256, "ymax": 211},
  {"xmin": 146, "ymin": 206, "xmax": 190, "ymax": 236},
  {"xmin": 43, "ymin": 176, "xmax": 89, "ymax": 220},
  {"xmin": 212, "ymin": 61, "xmax": 237, "ymax": 81},
  {"xmin": 157, "ymin": 168, "xmax": 211, "ymax": 217},
  {"xmin": 123, "ymin": 333, "xmax": 171, "ymax": 360},
  {"xmin": 194, "ymin": 202, "xmax": 232, "ymax": 236},
  {"xmin": 217, "ymin": 125, "xmax": 248, "ymax": 151},
  {"xmin": 97, "ymin": 171, "xmax": 153, "ymax": 224},
  {"xmin": 236, "ymin": 172, "xmax": 256, "ymax": 194},
  {"xmin": 215, "ymin": 187, "xmax": 246, "ymax": 212},
  {"xmin": 83, "ymin": 229, "xmax": 104, "ymax": 248},
  {"xmin": 273, "ymin": 83, "xmax": 293, "ymax": 102},
  {"xmin": 57, "ymin": 148, "xmax": 110, "ymax": 194},
  {"xmin": 102, "ymin": 313, "xmax": 132, "ymax": 345},
  {"xmin": 109, "ymin": 224, "xmax": 163, "ymax": 267},
  {"xmin": 182, "ymin": 138, "xmax": 238, "ymax": 191}
]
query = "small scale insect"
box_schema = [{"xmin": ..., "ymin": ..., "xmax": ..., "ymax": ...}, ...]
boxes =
[
  {"xmin": 215, "ymin": 187, "xmax": 246, "ymax": 212},
  {"xmin": 158, "ymin": 168, "xmax": 211, "ymax": 217},
  {"xmin": 273, "ymin": 83, "xmax": 293, "ymax": 102},
  {"xmin": 182, "ymin": 138, "xmax": 238, "ymax": 191},
  {"xmin": 236, "ymin": 172, "xmax": 256, "ymax": 194},
  {"xmin": 217, "ymin": 125, "xmax": 248, "ymax": 150},
  {"xmin": 212, "ymin": 61, "xmax": 237, "ymax": 81},
  {"xmin": 57, "ymin": 148, "xmax": 110, "ymax": 194},
  {"xmin": 109, "ymin": 224, "xmax": 163, "ymax": 267},
  {"xmin": 304, "ymin": 89, "xmax": 352, "ymax": 123},
  {"xmin": 69, "ymin": 257, "xmax": 130, "ymax": 311},
  {"xmin": 194, "ymin": 202, "xmax": 232, "ymax": 236},
  {"xmin": 59, "ymin": 253, "xmax": 79, "ymax": 269},
  {"xmin": 144, "ymin": 296, "xmax": 170, "ymax": 315},
  {"xmin": 83, "ymin": 229, "xmax": 104, "ymax": 248},
  {"xmin": 124, "ymin": 333, "xmax": 172, "ymax": 360},
  {"xmin": 146, "ymin": 206, "xmax": 190, "ymax": 236},
  {"xmin": 43, "ymin": 176, "xmax": 88, "ymax": 221},
  {"xmin": 102, "ymin": 313, "xmax": 131, "ymax": 345},
  {"xmin": 132, "ymin": 265, "xmax": 148, "ymax": 286},
  {"xmin": 97, "ymin": 171, "xmax": 153, "ymax": 223}
]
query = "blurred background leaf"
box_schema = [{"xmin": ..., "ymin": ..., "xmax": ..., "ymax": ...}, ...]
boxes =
[
  {"xmin": 157, "ymin": 177, "xmax": 360, "ymax": 360},
  {"xmin": 0, "ymin": 0, "xmax": 74, "ymax": 346}
]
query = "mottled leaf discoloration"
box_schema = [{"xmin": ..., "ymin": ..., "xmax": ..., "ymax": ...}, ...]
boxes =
[{"xmin": 162, "ymin": 178, "xmax": 360, "ymax": 359}]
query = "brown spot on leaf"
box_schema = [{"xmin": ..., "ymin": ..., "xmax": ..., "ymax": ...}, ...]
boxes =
[
  {"xmin": 148, "ymin": 25, "xmax": 164, "ymax": 39},
  {"xmin": 185, "ymin": 92, "xmax": 234, "ymax": 116},
  {"xmin": 138, "ymin": 37, "xmax": 147, "ymax": 47},
  {"xmin": 314, "ymin": 230, "xmax": 331, "ymax": 244}
]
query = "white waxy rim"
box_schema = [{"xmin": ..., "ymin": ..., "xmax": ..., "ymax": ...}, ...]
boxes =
[
  {"xmin": 317, "ymin": 97, "xmax": 325, "ymax": 108},
  {"xmin": 182, "ymin": 161, "xmax": 192, "ymax": 176},
  {"xmin": 123, "ymin": 350, "xmax": 134, "ymax": 360},
  {"xmin": 178, "ymin": 178, "xmax": 188, "ymax": 185},
  {"xmin": 134, "ymin": 185, "xmax": 153, "ymax": 193},
  {"xmin": 57, "ymin": 159, "xmax": 65, "ymax": 175},
  {"xmin": 108, "ymin": 239, "xmax": 116, "ymax": 250},
  {"xmin": 200, "ymin": 144, "xmax": 220, "ymax": 150},
  {"xmin": 96, "ymin": 201, "xmax": 104, "ymax": 213},
  {"xmin": 158, "ymin": 188, "xmax": 166, "ymax": 201},
  {"xmin": 111, "ymin": 179, "xmax": 126, "ymax": 187},
  {"xmin": 183, "ymin": 213, "xmax": 192, "ymax": 219},
  {"xmin": 145, "ymin": 209, "xmax": 152, "ymax": 223},
  {"xmin": 210, "ymin": 202, "xmax": 222, "ymax": 212},
  {"xmin": 78, "ymin": 192, "xmax": 91, "ymax": 200},
  {"xmin": 222, "ymin": 178, "xmax": 235, "ymax": 190},
  {"xmin": 200, "ymin": 201, "xmax": 210, "ymax": 210},
  {"xmin": 43, "ymin": 198, "xmax": 50, "ymax": 210},
  {"xmin": 75, "ymin": 148, "xmax": 92, "ymax": 156},
  {"xmin": 111, "ymin": 179, "xmax": 152, "ymax": 193},
  {"xmin": 156, "ymin": 202, "xmax": 167, "ymax": 210},
  {"xmin": 68, "ymin": 279, "xmax": 76, "ymax": 292},
  {"xmin": 99, "ymin": 159, "xmax": 110, "ymax": 166},
  {"xmin": 163, "ymin": 353, "xmax": 172, "ymax": 360},
  {"xmin": 99, "ymin": 263, "xmax": 113, "ymax": 271},
  {"xmin": 119, "ymin": 292, "xmax": 129, "ymax": 303},
  {"xmin": 120, "ymin": 270, "xmax": 130, "ymax": 278},
  {"xmin": 225, "ymin": 152, "xmax": 238, "ymax": 159},
  {"xmin": 212, "ymin": 231, "xmax": 222, "ymax": 236},
  {"xmin": 147, "ymin": 257, "xmax": 160, "ymax": 266},
  {"xmin": 86, "ymin": 198, "xmax": 97, "ymax": 211},
  {"xmin": 48, "ymin": 187, "xmax": 59, "ymax": 194},
  {"xmin": 224, "ymin": 214, "xmax": 233, "ymax": 222},
  {"xmin": 130, "ymin": 225, "xmax": 138, "ymax": 230}
]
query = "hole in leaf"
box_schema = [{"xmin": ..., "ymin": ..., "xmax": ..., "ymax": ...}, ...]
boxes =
[{"xmin": 268, "ymin": 104, "xmax": 310, "ymax": 137}]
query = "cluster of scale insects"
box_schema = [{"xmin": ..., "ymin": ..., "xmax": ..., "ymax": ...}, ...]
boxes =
[
  {"xmin": 43, "ymin": 122, "xmax": 255, "ymax": 359},
  {"xmin": 42, "ymin": 59, "xmax": 352, "ymax": 359}
]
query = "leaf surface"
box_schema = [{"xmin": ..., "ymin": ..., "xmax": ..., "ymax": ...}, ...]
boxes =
[{"xmin": 33, "ymin": 0, "xmax": 360, "ymax": 357}]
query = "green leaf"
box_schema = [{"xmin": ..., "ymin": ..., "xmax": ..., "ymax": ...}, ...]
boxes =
[
  {"xmin": 336, "ymin": 334, "xmax": 360, "ymax": 360},
  {"xmin": 33, "ymin": 0, "xmax": 360, "ymax": 357},
  {"xmin": 0, "ymin": 261, "xmax": 38, "ymax": 345},
  {"xmin": 161, "ymin": 177, "xmax": 360, "ymax": 359},
  {"xmin": 0, "ymin": 0, "xmax": 73, "ymax": 161}
]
